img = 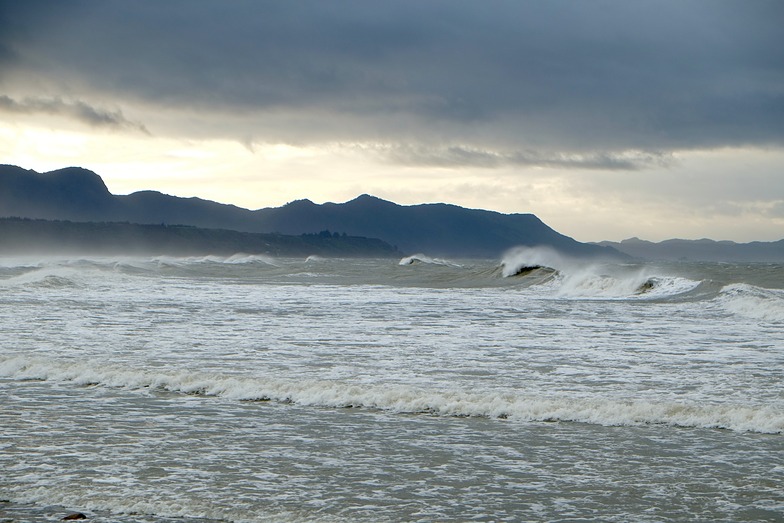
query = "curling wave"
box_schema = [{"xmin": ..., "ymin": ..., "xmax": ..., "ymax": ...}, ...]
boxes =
[{"xmin": 500, "ymin": 246, "xmax": 564, "ymax": 277}]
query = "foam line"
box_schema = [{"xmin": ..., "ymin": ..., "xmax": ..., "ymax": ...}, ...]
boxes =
[{"xmin": 2, "ymin": 356, "xmax": 781, "ymax": 434}]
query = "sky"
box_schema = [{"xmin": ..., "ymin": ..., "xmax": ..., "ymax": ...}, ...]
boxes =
[{"xmin": 1, "ymin": 0, "xmax": 783, "ymax": 242}]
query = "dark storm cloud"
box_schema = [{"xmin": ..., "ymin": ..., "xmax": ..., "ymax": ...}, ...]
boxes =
[
  {"xmin": 0, "ymin": 95, "xmax": 150, "ymax": 134},
  {"xmin": 1, "ymin": 0, "xmax": 782, "ymax": 160}
]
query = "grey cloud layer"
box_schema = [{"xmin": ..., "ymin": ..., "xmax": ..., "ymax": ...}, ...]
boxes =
[
  {"xmin": 0, "ymin": 95, "xmax": 149, "ymax": 134},
  {"xmin": 378, "ymin": 145, "xmax": 671, "ymax": 171},
  {"xmin": 1, "ymin": 0, "xmax": 782, "ymax": 160}
]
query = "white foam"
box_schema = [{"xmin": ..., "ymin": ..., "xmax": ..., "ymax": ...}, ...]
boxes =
[
  {"xmin": 3, "ymin": 356, "xmax": 781, "ymax": 434},
  {"xmin": 224, "ymin": 253, "xmax": 279, "ymax": 265},
  {"xmin": 152, "ymin": 253, "xmax": 279, "ymax": 266},
  {"xmin": 399, "ymin": 253, "xmax": 460, "ymax": 267},
  {"xmin": 556, "ymin": 272, "xmax": 700, "ymax": 300},
  {"xmin": 8, "ymin": 486, "xmax": 315, "ymax": 523},
  {"xmin": 639, "ymin": 275, "xmax": 703, "ymax": 298},
  {"xmin": 718, "ymin": 283, "xmax": 784, "ymax": 322},
  {"xmin": 499, "ymin": 247, "xmax": 702, "ymax": 299}
]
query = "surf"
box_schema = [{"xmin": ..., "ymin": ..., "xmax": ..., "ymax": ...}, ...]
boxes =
[
  {"xmin": 3, "ymin": 356, "xmax": 781, "ymax": 434},
  {"xmin": 716, "ymin": 283, "xmax": 784, "ymax": 322},
  {"xmin": 399, "ymin": 253, "xmax": 461, "ymax": 267},
  {"xmin": 499, "ymin": 246, "xmax": 705, "ymax": 300}
]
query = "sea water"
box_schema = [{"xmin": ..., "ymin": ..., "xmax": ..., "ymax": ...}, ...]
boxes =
[{"xmin": 0, "ymin": 249, "xmax": 782, "ymax": 522}]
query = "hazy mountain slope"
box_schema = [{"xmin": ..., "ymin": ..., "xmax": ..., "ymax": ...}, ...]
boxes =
[
  {"xmin": 116, "ymin": 190, "xmax": 255, "ymax": 231},
  {"xmin": 0, "ymin": 218, "xmax": 399, "ymax": 257}
]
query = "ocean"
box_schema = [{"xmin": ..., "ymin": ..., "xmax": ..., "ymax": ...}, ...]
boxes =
[{"xmin": 1, "ymin": 248, "xmax": 782, "ymax": 522}]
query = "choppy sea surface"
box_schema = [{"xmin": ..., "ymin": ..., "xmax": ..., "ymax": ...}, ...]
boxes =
[{"xmin": 1, "ymin": 248, "xmax": 783, "ymax": 522}]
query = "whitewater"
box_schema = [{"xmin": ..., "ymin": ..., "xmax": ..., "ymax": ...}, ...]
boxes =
[{"xmin": 1, "ymin": 250, "xmax": 782, "ymax": 522}]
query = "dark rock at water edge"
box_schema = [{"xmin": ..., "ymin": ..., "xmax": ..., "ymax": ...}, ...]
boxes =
[{"xmin": 0, "ymin": 502, "xmax": 85, "ymax": 523}]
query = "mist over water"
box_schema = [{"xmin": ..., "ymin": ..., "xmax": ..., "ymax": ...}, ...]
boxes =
[{"xmin": 1, "ymin": 253, "xmax": 782, "ymax": 522}]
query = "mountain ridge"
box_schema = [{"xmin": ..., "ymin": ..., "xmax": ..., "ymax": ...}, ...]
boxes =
[{"xmin": 1, "ymin": 164, "xmax": 620, "ymax": 258}]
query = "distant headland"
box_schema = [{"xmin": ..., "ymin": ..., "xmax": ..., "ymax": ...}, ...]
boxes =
[
  {"xmin": 0, "ymin": 164, "xmax": 620, "ymax": 259},
  {"xmin": 2, "ymin": 164, "xmax": 782, "ymax": 261}
]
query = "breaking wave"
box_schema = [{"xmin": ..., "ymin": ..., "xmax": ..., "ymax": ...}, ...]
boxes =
[
  {"xmin": 0, "ymin": 266, "xmax": 82, "ymax": 288},
  {"xmin": 717, "ymin": 283, "xmax": 784, "ymax": 323},
  {"xmin": 399, "ymin": 253, "xmax": 461, "ymax": 267},
  {"xmin": 500, "ymin": 246, "xmax": 566, "ymax": 277},
  {"xmin": 1, "ymin": 254, "xmax": 782, "ymax": 314},
  {"xmin": 555, "ymin": 272, "xmax": 703, "ymax": 300},
  {"xmin": 150, "ymin": 253, "xmax": 280, "ymax": 266},
  {"xmin": 500, "ymin": 246, "xmax": 703, "ymax": 300},
  {"xmin": 2, "ymin": 356, "xmax": 781, "ymax": 434}
]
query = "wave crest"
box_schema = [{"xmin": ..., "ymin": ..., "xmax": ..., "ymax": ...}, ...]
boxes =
[
  {"xmin": 718, "ymin": 283, "xmax": 784, "ymax": 322},
  {"xmin": 500, "ymin": 246, "xmax": 565, "ymax": 277},
  {"xmin": 399, "ymin": 254, "xmax": 460, "ymax": 267},
  {"xmin": 556, "ymin": 273, "xmax": 702, "ymax": 299},
  {"xmin": 0, "ymin": 267, "xmax": 81, "ymax": 288},
  {"xmin": 501, "ymin": 247, "xmax": 703, "ymax": 299}
]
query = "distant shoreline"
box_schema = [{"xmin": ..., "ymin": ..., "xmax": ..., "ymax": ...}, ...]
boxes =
[
  {"xmin": 0, "ymin": 217, "xmax": 401, "ymax": 258},
  {"xmin": 596, "ymin": 237, "xmax": 784, "ymax": 263}
]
